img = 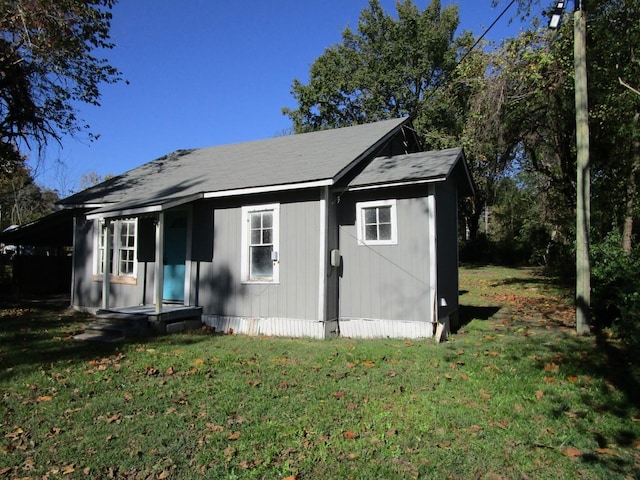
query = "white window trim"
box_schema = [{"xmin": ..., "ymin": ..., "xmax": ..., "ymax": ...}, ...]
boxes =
[
  {"xmin": 356, "ymin": 199, "xmax": 398, "ymax": 246},
  {"xmin": 241, "ymin": 203, "xmax": 280, "ymax": 284},
  {"xmin": 93, "ymin": 218, "xmax": 138, "ymax": 280}
]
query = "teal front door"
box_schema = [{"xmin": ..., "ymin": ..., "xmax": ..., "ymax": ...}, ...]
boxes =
[{"xmin": 163, "ymin": 211, "xmax": 187, "ymax": 302}]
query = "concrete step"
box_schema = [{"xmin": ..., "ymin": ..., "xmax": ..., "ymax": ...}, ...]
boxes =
[
  {"xmin": 73, "ymin": 330, "xmax": 125, "ymax": 343},
  {"xmin": 83, "ymin": 322, "xmax": 139, "ymax": 337}
]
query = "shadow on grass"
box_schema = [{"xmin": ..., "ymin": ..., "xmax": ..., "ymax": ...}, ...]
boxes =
[
  {"xmin": 0, "ymin": 295, "xmax": 211, "ymax": 382},
  {"xmin": 533, "ymin": 330, "xmax": 640, "ymax": 475},
  {"xmin": 456, "ymin": 304, "xmax": 501, "ymax": 330}
]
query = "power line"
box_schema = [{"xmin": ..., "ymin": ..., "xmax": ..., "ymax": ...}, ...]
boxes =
[
  {"xmin": 454, "ymin": 0, "xmax": 518, "ymax": 71},
  {"xmin": 415, "ymin": 0, "xmax": 517, "ymax": 120}
]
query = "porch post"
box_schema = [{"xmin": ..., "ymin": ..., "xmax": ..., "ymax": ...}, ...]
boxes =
[
  {"xmin": 154, "ymin": 212, "xmax": 165, "ymax": 313},
  {"xmin": 102, "ymin": 219, "xmax": 111, "ymax": 310}
]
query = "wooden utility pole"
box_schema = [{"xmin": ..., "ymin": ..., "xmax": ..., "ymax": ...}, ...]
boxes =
[{"xmin": 574, "ymin": 1, "xmax": 590, "ymax": 334}]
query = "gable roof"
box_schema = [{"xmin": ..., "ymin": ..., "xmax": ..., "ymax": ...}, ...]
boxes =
[
  {"xmin": 61, "ymin": 117, "xmax": 411, "ymax": 217},
  {"xmin": 348, "ymin": 147, "xmax": 474, "ymax": 196}
]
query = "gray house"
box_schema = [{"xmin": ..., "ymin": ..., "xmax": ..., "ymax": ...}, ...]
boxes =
[{"xmin": 60, "ymin": 117, "xmax": 473, "ymax": 339}]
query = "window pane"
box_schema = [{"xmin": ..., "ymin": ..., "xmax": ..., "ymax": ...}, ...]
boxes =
[
  {"xmin": 251, "ymin": 246, "xmax": 273, "ymax": 278},
  {"xmin": 262, "ymin": 212, "xmax": 272, "ymax": 228},
  {"xmin": 365, "ymin": 224, "xmax": 378, "ymax": 241},
  {"xmin": 251, "ymin": 229, "xmax": 261, "ymax": 244},
  {"xmin": 250, "ymin": 213, "xmax": 261, "ymax": 229},
  {"xmin": 364, "ymin": 208, "xmax": 377, "ymax": 224},
  {"xmin": 378, "ymin": 223, "xmax": 392, "ymax": 240},
  {"xmin": 262, "ymin": 228, "xmax": 272, "ymax": 244},
  {"xmin": 378, "ymin": 206, "xmax": 391, "ymax": 223}
]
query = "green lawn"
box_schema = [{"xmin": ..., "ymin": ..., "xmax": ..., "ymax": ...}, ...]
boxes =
[{"xmin": 1, "ymin": 266, "xmax": 639, "ymax": 479}]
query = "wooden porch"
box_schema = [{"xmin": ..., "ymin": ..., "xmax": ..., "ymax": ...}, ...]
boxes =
[{"xmin": 74, "ymin": 304, "xmax": 203, "ymax": 342}]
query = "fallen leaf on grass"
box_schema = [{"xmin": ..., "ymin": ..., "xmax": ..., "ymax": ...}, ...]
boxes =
[
  {"xmin": 193, "ymin": 359, "xmax": 205, "ymax": 366},
  {"xmin": 595, "ymin": 448, "xmax": 620, "ymax": 457},
  {"xmin": 206, "ymin": 423, "xmax": 225, "ymax": 432},
  {"xmin": 563, "ymin": 446, "xmax": 582, "ymax": 457},
  {"xmin": 535, "ymin": 390, "xmax": 544, "ymax": 401},
  {"xmin": 0, "ymin": 467, "xmax": 11, "ymax": 476},
  {"xmin": 343, "ymin": 430, "xmax": 359, "ymax": 439},
  {"xmin": 544, "ymin": 362, "xmax": 560, "ymax": 373},
  {"xmin": 362, "ymin": 360, "xmax": 375, "ymax": 367},
  {"xmin": 157, "ymin": 470, "xmax": 170, "ymax": 479},
  {"xmin": 36, "ymin": 395, "xmax": 53, "ymax": 402},
  {"xmin": 227, "ymin": 415, "xmax": 247, "ymax": 425},
  {"xmin": 227, "ymin": 431, "xmax": 241, "ymax": 441},
  {"xmin": 5, "ymin": 427, "xmax": 24, "ymax": 440},
  {"xmin": 223, "ymin": 446, "xmax": 236, "ymax": 460}
]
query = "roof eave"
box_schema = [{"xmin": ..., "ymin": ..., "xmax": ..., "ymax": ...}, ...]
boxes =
[{"xmin": 346, "ymin": 176, "xmax": 447, "ymax": 192}]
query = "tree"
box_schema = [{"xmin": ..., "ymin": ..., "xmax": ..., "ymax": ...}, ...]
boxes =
[
  {"xmin": 587, "ymin": 0, "xmax": 640, "ymax": 253},
  {"xmin": 79, "ymin": 171, "xmax": 114, "ymax": 190},
  {"xmin": 0, "ymin": 163, "xmax": 57, "ymax": 229},
  {"xmin": 282, "ymin": 0, "xmax": 463, "ymax": 138},
  {"xmin": 0, "ymin": 0, "xmax": 122, "ymax": 173}
]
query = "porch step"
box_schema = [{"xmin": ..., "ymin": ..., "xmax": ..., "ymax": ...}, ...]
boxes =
[
  {"xmin": 73, "ymin": 330, "xmax": 126, "ymax": 343},
  {"xmin": 74, "ymin": 313, "xmax": 150, "ymax": 342},
  {"xmin": 74, "ymin": 306, "xmax": 203, "ymax": 342}
]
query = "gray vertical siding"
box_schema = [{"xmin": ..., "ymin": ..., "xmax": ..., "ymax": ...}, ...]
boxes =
[
  {"xmin": 338, "ymin": 190, "xmax": 432, "ymax": 324},
  {"xmin": 195, "ymin": 193, "xmax": 321, "ymax": 321}
]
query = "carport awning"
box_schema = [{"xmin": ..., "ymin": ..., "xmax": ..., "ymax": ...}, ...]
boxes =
[
  {"xmin": 0, "ymin": 208, "xmax": 79, "ymax": 247},
  {"xmin": 86, "ymin": 193, "xmax": 204, "ymax": 220}
]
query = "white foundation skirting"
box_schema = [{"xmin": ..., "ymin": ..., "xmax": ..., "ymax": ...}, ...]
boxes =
[
  {"xmin": 202, "ymin": 315, "xmax": 332, "ymax": 339},
  {"xmin": 338, "ymin": 317, "xmax": 434, "ymax": 339}
]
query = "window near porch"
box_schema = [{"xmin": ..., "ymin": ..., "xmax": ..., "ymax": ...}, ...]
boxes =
[
  {"xmin": 95, "ymin": 218, "xmax": 138, "ymax": 278},
  {"xmin": 241, "ymin": 204, "xmax": 280, "ymax": 283},
  {"xmin": 356, "ymin": 200, "xmax": 398, "ymax": 246}
]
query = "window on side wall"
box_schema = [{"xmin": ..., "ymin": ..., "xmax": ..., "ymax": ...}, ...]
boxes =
[
  {"xmin": 241, "ymin": 204, "xmax": 280, "ymax": 283},
  {"xmin": 94, "ymin": 218, "xmax": 138, "ymax": 280},
  {"xmin": 356, "ymin": 199, "xmax": 398, "ymax": 246}
]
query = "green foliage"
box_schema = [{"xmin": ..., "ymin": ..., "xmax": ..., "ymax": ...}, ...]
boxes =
[
  {"xmin": 0, "ymin": 163, "xmax": 58, "ymax": 229},
  {"xmin": 0, "ymin": 0, "xmax": 122, "ymax": 171},
  {"xmin": 591, "ymin": 231, "xmax": 640, "ymax": 345},
  {"xmin": 282, "ymin": 0, "xmax": 461, "ymax": 139}
]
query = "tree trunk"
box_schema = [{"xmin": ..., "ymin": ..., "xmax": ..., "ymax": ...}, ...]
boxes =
[{"xmin": 621, "ymin": 112, "xmax": 640, "ymax": 254}]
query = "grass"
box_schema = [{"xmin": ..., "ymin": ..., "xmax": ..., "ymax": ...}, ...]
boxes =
[{"xmin": 1, "ymin": 266, "xmax": 639, "ymax": 479}]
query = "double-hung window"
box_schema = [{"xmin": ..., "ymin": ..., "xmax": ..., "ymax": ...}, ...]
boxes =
[
  {"xmin": 241, "ymin": 204, "xmax": 280, "ymax": 283},
  {"xmin": 95, "ymin": 218, "xmax": 138, "ymax": 279},
  {"xmin": 356, "ymin": 199, "xmax": 398, "ymax": 246}
]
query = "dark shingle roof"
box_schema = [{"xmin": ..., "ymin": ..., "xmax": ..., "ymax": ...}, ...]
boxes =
[
  {"xmin": 349, "ymin": 147, "xmax": 464, "ymax": 188},
  {"xmin": 61, "ymin": 118, "xmax": 409, "ymax": 208}
]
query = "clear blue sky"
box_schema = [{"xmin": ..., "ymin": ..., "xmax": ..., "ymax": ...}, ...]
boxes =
[{"xmin": 36, "ymin": 0, "xmax": 528, "ymax": 194}]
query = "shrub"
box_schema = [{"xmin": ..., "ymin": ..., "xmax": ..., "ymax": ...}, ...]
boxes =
[{"xmin": 591, "ymin": 231, "xmax": 640, "ymax": 345}]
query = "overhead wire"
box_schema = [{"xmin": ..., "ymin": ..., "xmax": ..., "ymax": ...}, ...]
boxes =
[{"xmin": 413, "ymin": 0, "xmax": 518, "ymax": 122}]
